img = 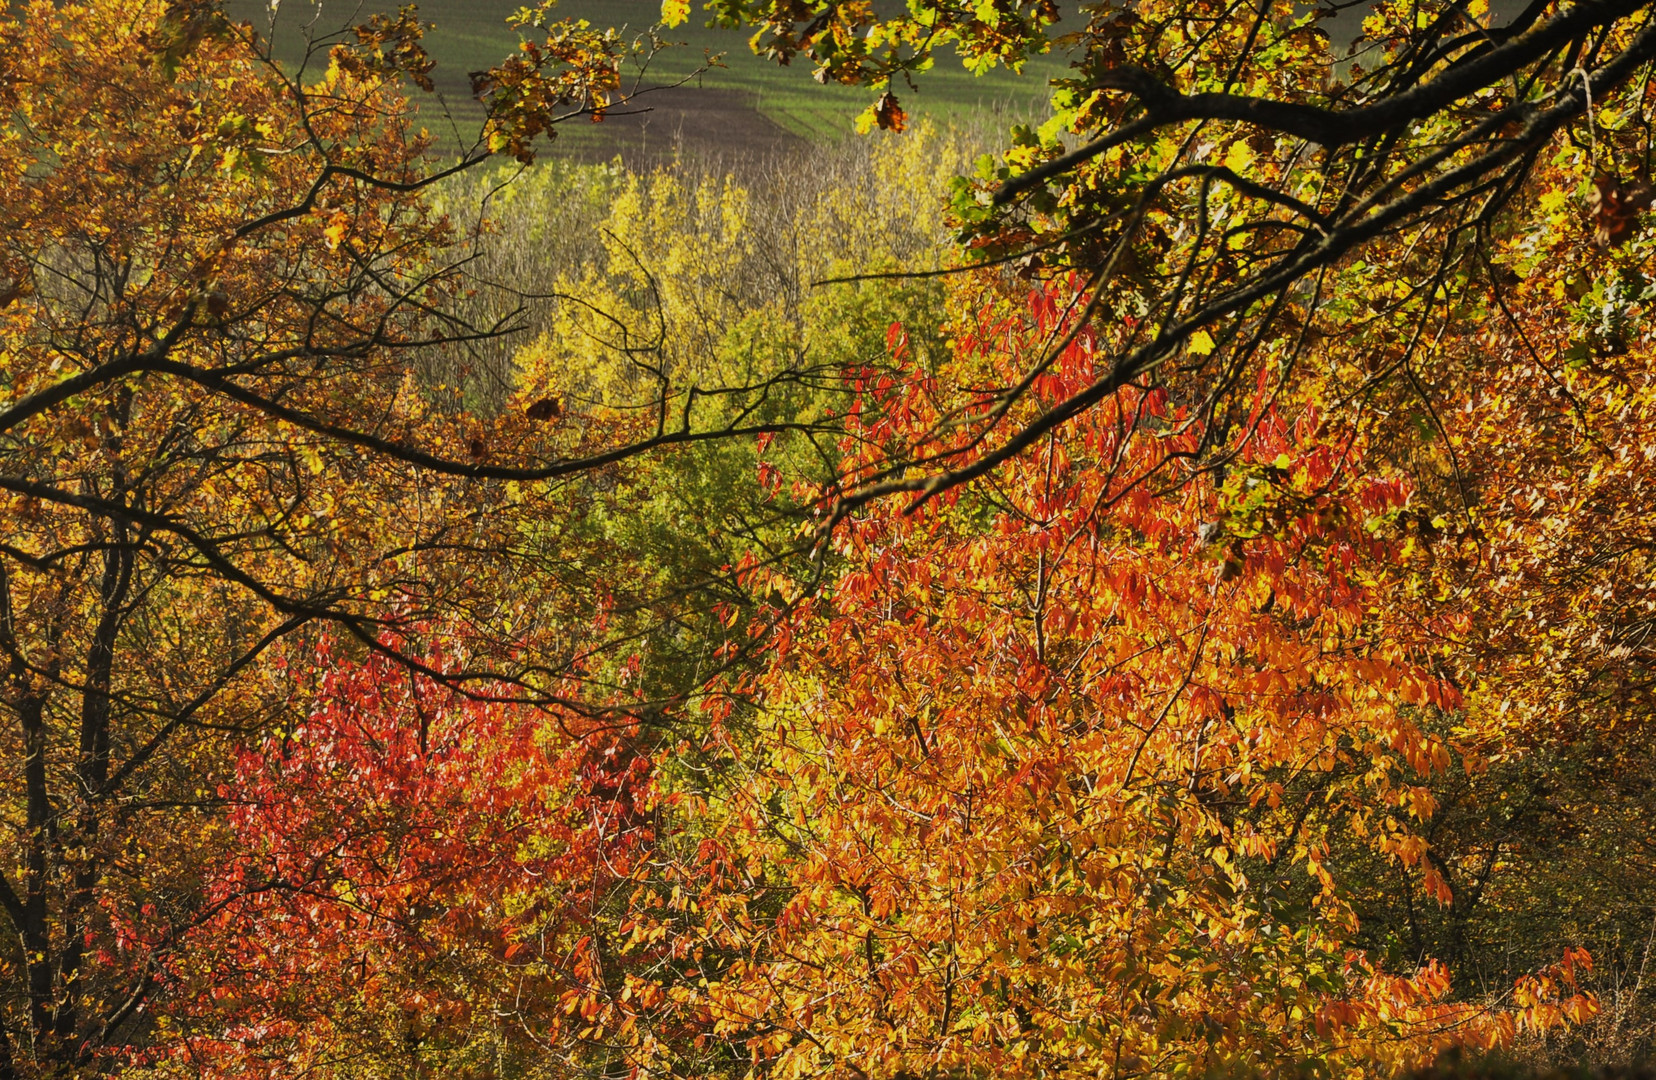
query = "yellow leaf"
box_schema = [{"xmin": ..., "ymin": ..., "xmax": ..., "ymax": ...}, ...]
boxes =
[
  {"xmin": 1188, "ymin": 329, "xmax": 1216, "ymax": 356},
  {"xmin": 661, "ymin": 0, "xmax": 689, "ymax": 28},
  {"xmin": 323, "ymin": 210, "xmax": 351, "ymax": 251}
]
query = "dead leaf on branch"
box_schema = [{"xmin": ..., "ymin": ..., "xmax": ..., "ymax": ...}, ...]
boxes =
[{"xmin": 873, "ymin": 92, "xmax": 906, "ymax": 133}]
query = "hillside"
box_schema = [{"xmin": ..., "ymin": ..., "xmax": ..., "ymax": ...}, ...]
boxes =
[{"xmin": 227, "ymin": 0, "xmax": 1065, "ymax": 159}]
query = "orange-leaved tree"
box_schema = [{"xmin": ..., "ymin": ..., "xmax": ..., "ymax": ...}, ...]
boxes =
[
  {"xmin": 644, "ymin": 279, "xmax": 1597, "ymax": 1080},
  {"xmin": 678, "ymin": 0, "xmax": 1656, "ymax": 1053},
  {"xmin": 1312, "ymin": 94, "xmax": 1656, "ymax": 1042}
]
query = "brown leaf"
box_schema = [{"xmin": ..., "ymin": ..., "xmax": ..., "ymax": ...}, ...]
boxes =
[
  {"xmin": 1214, "ymin": 541, "xmax": 1245, "ymax": 588},
  {"xmin": 63, "ymin": 417, "xmax": 97, "ymax": 446},
  {"xmin": 873, "ymin": 91, "xmax": 906, "ymax": 133},
  {"xmin": 1590, "ymin": 174, "xmax": 1653, "ymax": 249},
  {"xmin": 525, "ymin": 396, "xmax": 562, "ymax": 422}
]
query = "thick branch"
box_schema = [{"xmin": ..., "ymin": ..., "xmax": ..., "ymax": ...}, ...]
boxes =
[
  {"xmin": 996, "ymin": 0, "xmax": 1648, "ymax": 205},
  {"xmin": 853, "ymin": 15, "xmax": 1656, "ymax": 516},
  {"xmin": 142, "ymin": 356, "xmax": 832, "ymax": 481}
]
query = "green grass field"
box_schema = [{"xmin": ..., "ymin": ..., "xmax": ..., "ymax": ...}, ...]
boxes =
[{"xmin": 229, "ymin": 0, "xmax": 1068, "ymax": 155}]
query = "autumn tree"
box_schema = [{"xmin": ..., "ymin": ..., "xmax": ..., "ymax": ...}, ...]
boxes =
[
  {"xmin": 0, "ymin": 1, "xmax": 830, "ymax": 1074},
  {"xmin": 1318, "ymin": 74, "xmax": 1656, "ymax": 1056},
  {"xmin": 141, "ymin": 637, "xmax": 658, "ymax": 1079},
  {"xmin": 614, "ymin": 281, "xmax": 1596, "ymax": 1080},
  {"xmin": 647, "ymin": 0, "xmax": 1656, "ymax": 1068}
]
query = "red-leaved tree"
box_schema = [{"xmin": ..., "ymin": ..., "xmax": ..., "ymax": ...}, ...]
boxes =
[{"xmin": 147, "ymin": 639, "xmax": 655, "ymax": 1078}]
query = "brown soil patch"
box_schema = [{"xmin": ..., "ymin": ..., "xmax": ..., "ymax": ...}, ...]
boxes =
[{"xmin": 556, "ymin": 85, "xmax": 808, "ymax": 167}]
